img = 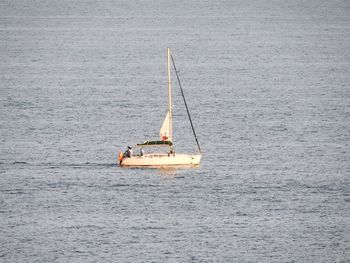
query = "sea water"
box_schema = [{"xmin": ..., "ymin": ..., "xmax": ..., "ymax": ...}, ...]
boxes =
[{"xmin": 0, "ymin": 0, "xmax": 349, "ymax": 262}]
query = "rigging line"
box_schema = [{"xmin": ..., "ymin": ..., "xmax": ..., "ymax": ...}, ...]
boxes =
[{"xmin": 170, "ymin": 54, "xmax": 201, "ymax": 153}]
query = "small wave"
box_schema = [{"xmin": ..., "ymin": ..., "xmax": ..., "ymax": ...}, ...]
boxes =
[
  {"xmin": 7, "ymin": 162, "xmax": 117, "ymax": 169},
  {"xmin": 130, "ymin": 226, "xmax": 167, "ymax": 231},
  {"xmin": 1, "ymin": 189, "xmax": 26, "ymax": 195},
  {"xmin": 270, "ymin": 125, "xmax": 288, "ymax": 132},
  {"xmin": 12, "ymin": 161, "xmax": 28, "ymax": 165},
  {"xmin": 65, "ymin": 224, "xmax": 104, "ymax": 230},
  {"xmin": 109, "ymin": 184, "xmax": 131, "ymax": 188}
]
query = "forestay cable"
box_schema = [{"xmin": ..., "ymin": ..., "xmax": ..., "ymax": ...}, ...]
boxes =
[{"xmin": 170, "ymin": 54, "xmax": 201, "ymax": 153}]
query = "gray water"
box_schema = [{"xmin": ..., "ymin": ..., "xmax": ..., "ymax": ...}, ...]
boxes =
[{"xmin": 1, "ymin": 0, "xmax": 349, "ymax": 262}]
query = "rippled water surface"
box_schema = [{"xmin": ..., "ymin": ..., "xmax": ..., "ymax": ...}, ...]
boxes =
[{"xmin": 1, "ymin": 0, "xmax": 349, "ymax": 262}]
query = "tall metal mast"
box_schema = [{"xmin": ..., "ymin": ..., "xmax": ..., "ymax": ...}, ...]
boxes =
[{"xmin": 167, "ymin": 47, "xmax": 173, "ymax": 142}]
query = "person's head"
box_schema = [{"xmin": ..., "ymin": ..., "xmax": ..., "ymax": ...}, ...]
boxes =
[{"xmin": 128, "ymin": 146, "xmax": 132, "ymax": 149}]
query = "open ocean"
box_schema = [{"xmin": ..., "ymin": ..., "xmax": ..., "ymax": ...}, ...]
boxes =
[{"xmin": 1, "ymin": 0, "xmax": 349, "ymax": 262}]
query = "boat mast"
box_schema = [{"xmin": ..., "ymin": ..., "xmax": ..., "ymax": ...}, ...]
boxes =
[{"xmin": 167, "ymin": 47, "xmax": 173, "ymax": 143}]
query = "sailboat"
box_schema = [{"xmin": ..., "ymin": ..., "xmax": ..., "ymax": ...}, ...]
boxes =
[{"xmin": 118, "ymin": 48, "xmax": 201, "ymax": 167}]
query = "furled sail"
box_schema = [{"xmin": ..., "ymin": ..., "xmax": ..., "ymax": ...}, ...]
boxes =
[{"xmin": 159, "ymin": 111, "xmax": 172, "ymax": 142}]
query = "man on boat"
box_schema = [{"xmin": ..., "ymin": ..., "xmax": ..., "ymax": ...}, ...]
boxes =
[
  {"xmin": 140, "ymin": 148, "xmax": 145, "ymax": 156},
  {"xmin": 124, "ymin": 146, "xmax": 133, "ymax": 158}
]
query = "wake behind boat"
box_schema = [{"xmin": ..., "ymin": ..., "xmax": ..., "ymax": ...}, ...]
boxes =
[{"xmin": 118, "ymin": 48, "xmax": 201, "ymax": 167}]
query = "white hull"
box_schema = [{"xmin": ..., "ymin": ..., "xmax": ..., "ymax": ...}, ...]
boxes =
[{"xmin": 120, "ymin": 153, "xmax": 201, "ymax": 167}]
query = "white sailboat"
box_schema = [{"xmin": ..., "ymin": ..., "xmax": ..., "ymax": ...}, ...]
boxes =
[{"xmin": 118, "ymin": 48, "xmax": 201, "ymax": 167}]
